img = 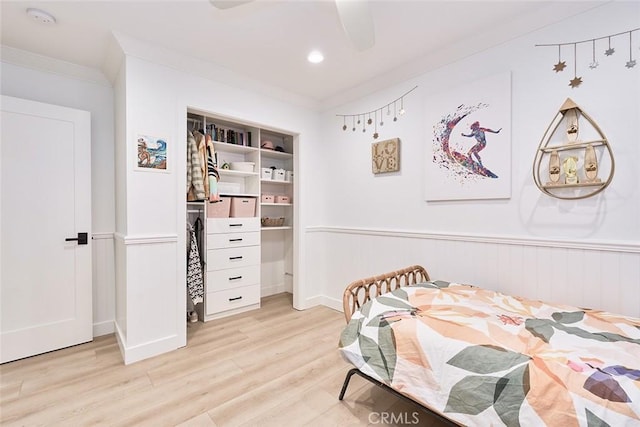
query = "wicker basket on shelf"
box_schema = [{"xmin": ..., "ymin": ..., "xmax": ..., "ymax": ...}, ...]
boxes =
[{"xmin": 261, "ymin": 217, "xmax": 285, "ymax": 227}]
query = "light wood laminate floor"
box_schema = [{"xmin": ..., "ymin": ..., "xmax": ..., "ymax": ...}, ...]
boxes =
[{"xmin": 1, "ymin": 293, "xmax": 448, "ymax": 426}]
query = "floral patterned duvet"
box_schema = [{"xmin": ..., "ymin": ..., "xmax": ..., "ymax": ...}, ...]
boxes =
[{"xmin": 339, "ymin": 281, "xmax": 640, "ymax": 426}]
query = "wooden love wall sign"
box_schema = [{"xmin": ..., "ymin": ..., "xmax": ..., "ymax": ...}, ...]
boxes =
[{"xmin": 372, "ymin": 138, "xmax": 400, "ymax": 174}]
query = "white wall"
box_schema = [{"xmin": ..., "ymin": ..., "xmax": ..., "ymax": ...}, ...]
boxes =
[
  {"xmin": 313, "ymin": 2, "xmax": 640, "ymax": 317},
  {"xmin": 112, "ymin": 33, "xmax": 322, "ymax": 363},
  {"xmin": 0, "ymin": 51, "xmax": 117, "ymax": 336}
]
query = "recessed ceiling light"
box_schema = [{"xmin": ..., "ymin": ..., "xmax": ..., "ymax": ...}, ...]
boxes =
[
  {"xmin": 27, "ymin": 8, "xmax": 56, "ymax": 25},
  {"xmin": 307, "ymin": 50, "xmax": 324, "ymax": 64}
]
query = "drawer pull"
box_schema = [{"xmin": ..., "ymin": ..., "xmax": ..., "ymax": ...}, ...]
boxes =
[
  {"xmin": 229, "ymin": 276, "xmax": 243, "ymax": 281},
  {"xmin": 229, "ymin": 238, "xmax": 243, "ymax": 242},
  {"xmin": 229, "ymin": 256, "xmax": 243, "ymax": 261},
  {"xmin": 229, "ymin": 296, "xmax": 243, "ymax": 301},
  {"xmin": 229, "ymin": 223, "xmax": 243, "ymax": 227}
]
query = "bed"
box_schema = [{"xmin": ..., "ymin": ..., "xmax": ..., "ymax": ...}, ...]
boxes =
[{"xmin": 338, "ymin": 265, "xmax": 640, "ymax": 426}]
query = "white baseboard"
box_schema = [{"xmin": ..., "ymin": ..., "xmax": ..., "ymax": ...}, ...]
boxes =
[
  {"xmin": 93, "ymin": 320, "xmax": 114, "ymax": 337},
  {"xmin": 302, "ymin": 294, "xmax": 343, "ymax": 313},
  {"xmin": 117, "ymin": 333, "xmax": 183, "ymax": 366},
  {"xmin": 321, "ymin": 296, "xmax": 343, "ymax": 312},
  {"xmin": 261, "ymin": 282, "xmax": 286, "ymax": 298}
]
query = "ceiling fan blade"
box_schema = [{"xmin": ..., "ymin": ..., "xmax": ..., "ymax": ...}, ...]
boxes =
[
  {"xmin": 335, "ymin": 0, "xmax": 375, "ymax": 51},
  {"xmin": 209, "ymin": 0, "xmax": 254, "ymax": 10}
]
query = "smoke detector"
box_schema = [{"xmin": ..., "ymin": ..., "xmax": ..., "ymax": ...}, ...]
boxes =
[{"xmin": 27, "ymin": 8, "xmax": 56, "ymax": 25}]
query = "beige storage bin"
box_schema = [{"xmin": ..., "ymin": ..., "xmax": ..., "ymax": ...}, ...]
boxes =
[
  {"xmin": 207, "ymin": 197, "xmax": 231, "ymax": 218},
  {"xmin": 261, "ymin": 194, "xmax": 275, "ymax": 203},
  {"xmin": 275, "ymin": 195, "xmax": 290, "ymax": 204},
  {"xmin": 230, "ymin": 197, "xmax": 256, "ymax": 218}
]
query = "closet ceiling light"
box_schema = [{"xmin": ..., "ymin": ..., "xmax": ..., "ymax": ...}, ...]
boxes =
[
  {"xmin": 307, "ymin": 50, "xmax": 324, "ymax": 64},
  {"xmin": 26, "ymin": 8, "xmax": 56, "ymax": 25}
]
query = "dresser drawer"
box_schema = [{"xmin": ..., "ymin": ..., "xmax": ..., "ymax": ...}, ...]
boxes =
[
  {"xmin": 207, "ymin": 217, "xmax": 260, "ymax": 234},
  {"xmin": 206, "ymin": 246, "xmax": 260, "ymax": 271},
  {"xmin": 205, "ymin": 284, "xmax": 260, "ymax": 315},
  {"xmin": 206, "ymin": 232, "xmax": 260, "ymax": 249},
  {"xmin": 206, "ymin": 265, "xmax": 259, "ymax": 292}
]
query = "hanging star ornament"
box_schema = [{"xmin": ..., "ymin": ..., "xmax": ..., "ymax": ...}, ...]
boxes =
[
  {"xmin": 626, "ymin": 32, "xmax": 636, "ymax": 68},
  {"xmin": 553, "ymin": 61, "xmax": 566, "ymax": 72},
  {"xmin": 605, "ymin": 47, "xmax": 615, "ymax": 56},
  {"xmin": 569, "ymin": 76, "xmax": 583, "ymax": 88},
  {"xmin": 588, "ymin": 40, "xmax": 598, "ymax": 69}
]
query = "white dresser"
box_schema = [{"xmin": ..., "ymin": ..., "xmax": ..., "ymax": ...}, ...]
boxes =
[{"xmin": 203, "ymin": 217, "xmax": 261, "ymax": 320}]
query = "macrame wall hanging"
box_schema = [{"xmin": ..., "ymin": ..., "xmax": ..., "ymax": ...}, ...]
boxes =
[{"xmin": 536, "ymin": 28, "xmax": 639, "ymax": 88}]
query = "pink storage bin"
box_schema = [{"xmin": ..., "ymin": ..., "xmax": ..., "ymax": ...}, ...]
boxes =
[
  {"xmin": 207, "ymin": 197, "xmax": 231, "ymax": 218},
  {"xmin": 261, "ymin": 194, "xmax": 275, "ymax": 203},
  {"xmin": 230, "ymin": 197, "xmax": 256, "ymax": 217},
  {"xmin": 275, "ymin": 195, "xmax": 290, "ymax": 204}
]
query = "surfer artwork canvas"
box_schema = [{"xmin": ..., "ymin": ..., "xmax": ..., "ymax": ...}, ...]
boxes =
[{"xmin": 424, "ymin": 72, "xmax": 511, "ymax": 201}]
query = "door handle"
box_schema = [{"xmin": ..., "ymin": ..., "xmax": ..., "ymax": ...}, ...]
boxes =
[{"xmin": 65, "ymin": 232, "xmax": 88, "ymax": 245}]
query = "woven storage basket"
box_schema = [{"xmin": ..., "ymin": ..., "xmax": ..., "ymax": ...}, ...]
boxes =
[{"xmin": 261, "ymin": 217, "xmax": 285, "ymax": 227}]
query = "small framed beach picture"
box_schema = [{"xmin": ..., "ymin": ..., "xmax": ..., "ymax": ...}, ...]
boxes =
[{"xmin": 136, "ymin": 134, "xmax": 168, "ymax": 172}]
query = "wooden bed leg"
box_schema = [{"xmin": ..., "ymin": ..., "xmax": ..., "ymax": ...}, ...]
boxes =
[{"xmin": 338, "ymin": 368, "xmax": 359, "ymax": 400}]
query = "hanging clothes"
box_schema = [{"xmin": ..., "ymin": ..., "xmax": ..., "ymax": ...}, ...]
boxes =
[
  {"xmin": 193, "ymin": 216, "xmax": 204, "ymax": 266},
  {"xmin": 193, "ymin": 131, "xmax": 209, "ymax": 197},
  {"xmin": 187, "ymin": 131, "xmax": 205, "ymax": 201},
  {"xmin": 186, "ymin": 224, "xmax": 204, "ymax": 305},
  {"xmin": 206, "ymin": 133, "xmax": 220, "ymax": 202}
]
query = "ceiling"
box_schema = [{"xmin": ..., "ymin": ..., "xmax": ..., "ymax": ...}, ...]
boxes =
[{"xmin": 1, "ymin": 1, "xmax": 607, "ymax": 108}]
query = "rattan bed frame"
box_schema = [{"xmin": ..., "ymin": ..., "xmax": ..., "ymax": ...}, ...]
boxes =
[
  {"xmin": 342, "ymin": 265, "xmax": 430, "ymax": 322},
  {"xmin": 339, "ymin": 265, "xmax": 459, "ymax": 426}
]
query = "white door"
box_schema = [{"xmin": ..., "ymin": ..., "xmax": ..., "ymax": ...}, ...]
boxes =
[{"xmin": 1, "ymin": 95, "xmax": 92, "ymax": 363}]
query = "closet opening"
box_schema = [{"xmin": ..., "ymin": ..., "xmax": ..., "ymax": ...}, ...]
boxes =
[{"xmin": 184, "ymin": 108, "xmax": 296, "ymax": 338}]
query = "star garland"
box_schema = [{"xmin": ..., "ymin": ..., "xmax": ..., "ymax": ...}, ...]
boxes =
[
  {"xmin": 536, "ymin": 28, "xmax": 639, "ymax": 88},
  {"xmin": 336, "ymin": 86, "xmax": 418, "ymax": 139}
]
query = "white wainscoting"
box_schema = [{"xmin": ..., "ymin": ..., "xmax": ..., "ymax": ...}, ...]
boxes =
[
  {"xmin": 92, "ymin": 232, "xmax": 115, "ymax": 337},
  {"xmin": 307, "ymin": 227, "xmax": 640, "ymax": 319},
  {"xmin": 113, "ymin": 233, "xmax": 183, "ymax": 364}
]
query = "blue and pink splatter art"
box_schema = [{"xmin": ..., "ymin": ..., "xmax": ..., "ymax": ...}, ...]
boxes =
[{"xmin": 432, "ymin": 102, "xmax": 501, "ymax": 183}]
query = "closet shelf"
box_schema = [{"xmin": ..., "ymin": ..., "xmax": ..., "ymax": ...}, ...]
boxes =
[
  {"xmin": 261, "ymin": 203, "xmax": 292, "ymax": 207},
  {"xmin": 219, "ymin": 169, "xmax": 259, "ymax": 178},
  {"xmin": 261, "ymin": 149, "xmax": 293, "ymax": 160},
  {"xmin": 261, "ymin": 179, "xmax": 292, "ymax": 185},
  {"xmin": 219, "ymin": 192, "xmax": 259, "ymax": 198},
  {"xmin": 261, "ymin": 226, "xmax": 292, "ymax": 231},
  {"xmin": 212, "ymin": 141, "xmax": 257, "ymax": 154}
]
